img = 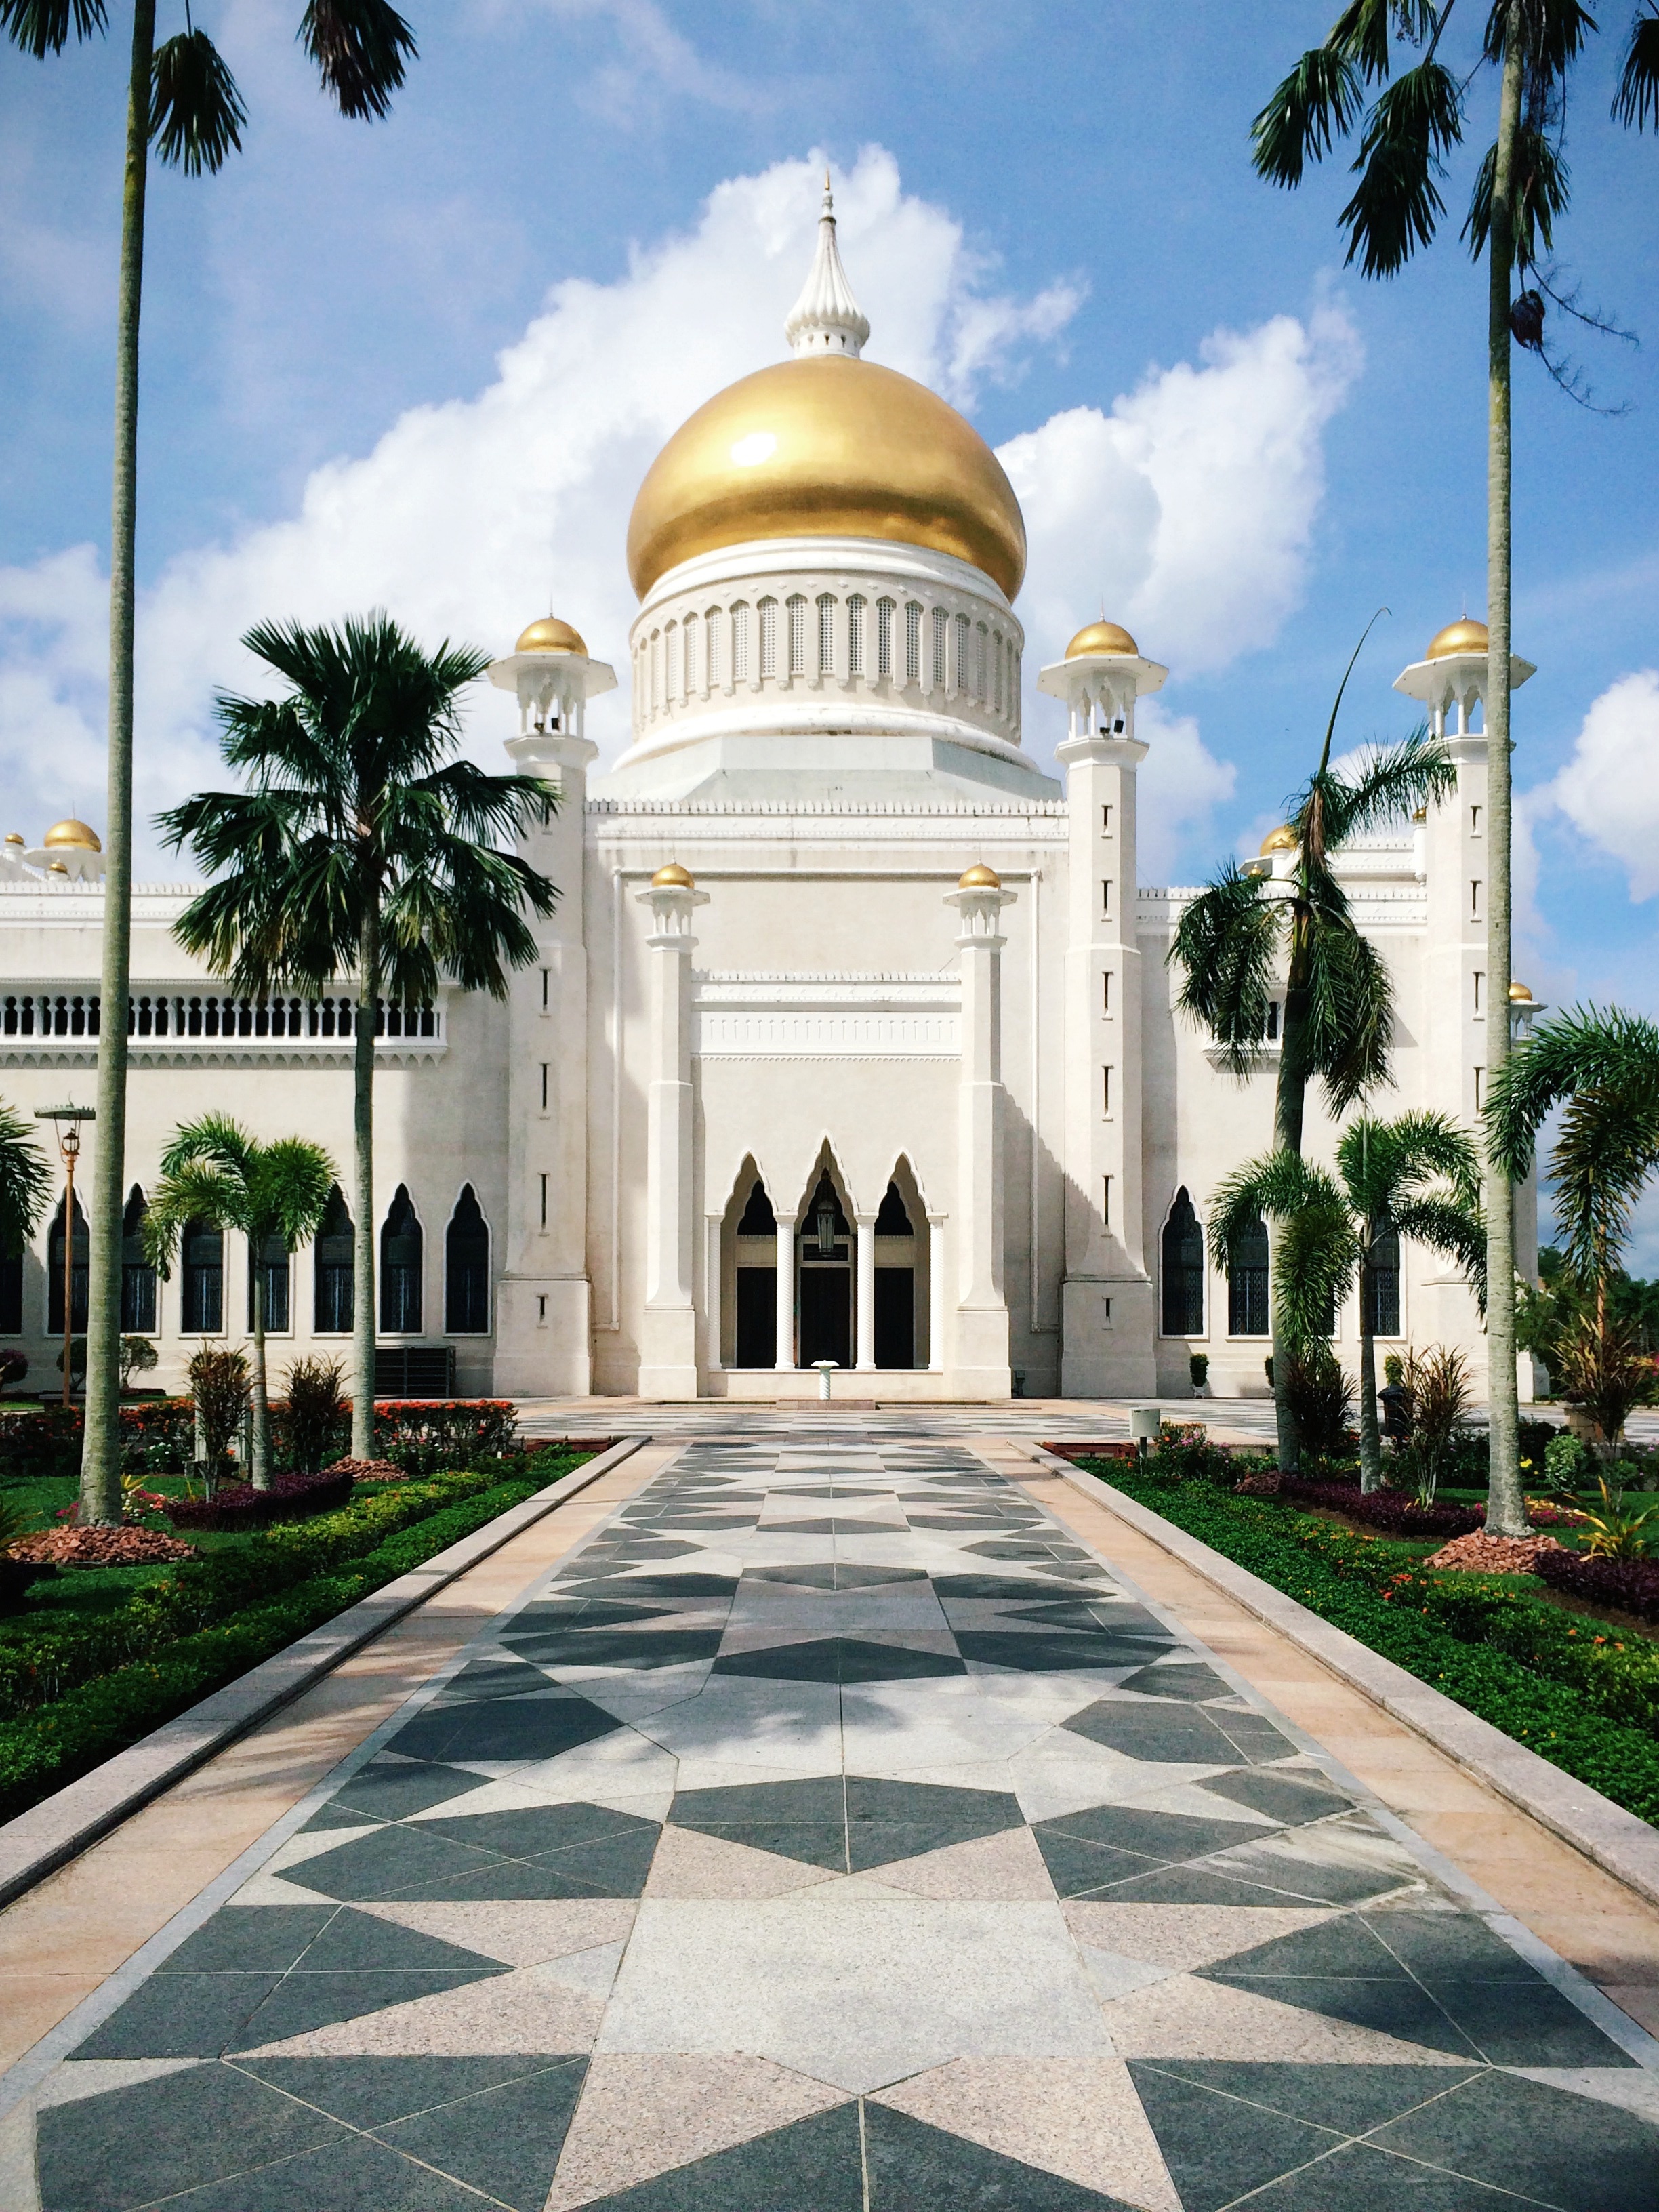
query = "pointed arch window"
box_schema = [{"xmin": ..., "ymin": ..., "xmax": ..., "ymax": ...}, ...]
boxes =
[
  {"xmin": 121, "ymin": 1185, "xmax": 157, "ymax": 1334},
  {"xmin": 446, "ymin": 1186, "xmax": 491, "ymax": 1334},
  {"xmin": 314, "ymin": 1185, "xmax": 354, "ymax": 1334},
  {"xmin": 736, "ymin": 1181, "xmax": 777, "ymax": 1235},
  {"xmin": 380, "ymin": 1185, "xmax": 424, "ymax": 1333},
  {"xmin": 1227, "ymin": 1212, "xmax": 1269, "ymax": 1337},
  {"xmin": 1366, "ymin": 1229, "xmax": 1401, "ymax": 1337},
  {"xmin": 1160, "ymin": 1188, "xmax": 1206, "ymax": 1336},
  {"xmin": 0, "ymin": 1229, "xmax": 20, "ymax": 1335},
  {"xmin": 247, "ymin": 1231, "xmax": 290, "ymax": 1334},
  {"xmin": 875, "ymin": 1182, "xmax": 914, "ymax": 1235},
  {"xmin": 182, "ymin": 1219, "xmax": 224, "ymax": 1334},
  {"xmin": 49, "ymin": 1191, "xmax": 89, "ymax": 1338}
]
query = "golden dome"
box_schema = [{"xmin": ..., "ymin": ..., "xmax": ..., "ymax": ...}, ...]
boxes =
[
  {"xmin": 1259, "ymin": 823, "xmax": 1299, "ymax": 856},
  {"xmin": 1509, "ymin": 979, "xmax": 1534, "ymax": 1003},
  {"xmin": 1065, "ymin": 619, "xmax": 1139, "ymax": 659},
  {"xmin": 1426, "ymin": 616, "xmax": 1488, "ymax": 661},
  {"xmin": 651, "ymin": 861, "xmax": 695, "ymax": 889},
  {"xmin": 958, "ymin": 862, "xmax": 1002, "ymax": 889},
  {"xmin": 5, "ymin": 833, "xmax": 22, "ymax": 846},
  {"xmin": 626, "ymin": 356, "xmax": 1027, "ymax": 603},
  {"xmin": 514, "ymin": 615, "xmax": 588, "ymax": 657},
  {"xmin": 43, "ymin": 818, "xmax": 101, "ymax": 852},
  {"xmin": 47, "ymin": 861, "xmax": 68, "ymax": 875}
]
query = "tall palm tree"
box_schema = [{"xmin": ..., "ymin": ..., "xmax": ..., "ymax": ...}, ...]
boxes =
[
  {"xmin": 4, "ymin": 4, "xmax": 419, "ymax": 1525},
  {"xmin": 142, "ymin": 1115, "xmax": 335, "ymax": 1488},
  {"xmin": 159, "ymin": 613, "xmax": 557, "ymax": 1460},
  {"xmin": 1170, "ymin": 624, "xmax": 1454, "ymax": 1468},
  {"xmin": 1212, "ymin": 1112, "xmax": 1484, "ymax": 1492},
  {"xmin": 1250, "ymin": 0, "xmax": 1659, "ymax": 1534},
  {"xmin": 0, "ymin": 1096, "xmax": 53, "ymax": 1286},
  {"xmin": 1488, "ymin": 1005, "xmax": 1659, "ymax": 1437}
]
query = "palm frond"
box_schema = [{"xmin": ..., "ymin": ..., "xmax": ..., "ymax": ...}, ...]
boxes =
[
  {"xmin": 1301, "ymin": 919, "xmax": 1394, "ymax": 1112},
  {"xmin": 1252, "ymin": 46, "xmax": 1366, "ymax": 184},
  {"xmin": 300, "ymin": 0, "xmax": 416, "ymax": 121},
  {"xmin": 1320, "ymin": 729, "xmax": 1455, "ymax": 840},
  {"xmin": 142, "ymin": 1162, "xmax": 247, "ymax": 1276},
  {"xmin": 1549, "ymin": 1082, "xmax": 1659, "ymax": 1286},
  {"xmin": 149, "ymin": 28, "xmax": 245, "ymax": 175},
  {"xmin": 1277, "ymin": 1197, "xmax": 1361, "ymax": 1353},
  {"xmin": 1614, "ymin": 7, "xmax": 1659, "ymax": 127},
  {"xmin": 1393, "ymin": 1195, "xmax": 1488, "ymax": 1311},
  {"xmin": 249, "ymin": 1139, "xmax": 337, "ymax": 1251},
  {"xmin": 0, "ymin": 1, "xmax": 106, "ymax": 58},
  {"xmin": 0, "ymin": 1098, "xmax": 51, "ymax": 1255},
  {"xmin": 1209, "ymin": 1150, "xmax": 1343, "ymax": 1269},
  {"xmin": 1332, "ymin": 0, "xmax": 1443, "ymax": 75},
  {"xmin": 1485, "ymin": 1004, "xmax": 1659, "ymax": 1177},
  {"xmin": 1463, "ymin": 124, "xmax": 1571, "ymax": 266},
  {"xmin": 1167, "ymin": 866, "xmax": 1282, "ymax": 1076},
  {"xmin": 1484, "ymin": 0, "xmax": 1596, "ymax": 73},
  {"xmin": 159, "ymin": 1113, "xmax": 256, "ymax": 1181},
  {"xmin": 1338, "ymin": 59, "xmax": 1465, "ymax": 275}
]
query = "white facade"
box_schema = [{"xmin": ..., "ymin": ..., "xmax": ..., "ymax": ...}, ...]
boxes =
[{"xmin": 0, "ymin": 212, "xmax": 1530, "ymax": 1406}]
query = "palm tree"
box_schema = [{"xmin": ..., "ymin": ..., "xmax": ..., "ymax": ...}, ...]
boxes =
[
  {"xmin": 158, "ymin": 613, "xmax": 557, "ymax": 1460},
  {"xmin": 0, "ymin": 1096, "xmax": 52, "ymax": 1294},
  {"xmin": 1212, "ymin": 1112, "xmax": 1484, "ymax": 1492},
  {"xmin": 1488, "ymin": 1004, "xmax": 1659, "ymax": 1439},
  {"xmin": 141, "ymin": 1115, "xmax": 335, "ymax": 1488},
  {"xmin": 5, "ymin": 5, "xmax": 419, "ymax": 1524},
  {"xmin": 1170, "ymin": 623, "xmax": 1454, "ymax": 1468},
  {"xmin": 1250, "ymin": 1, "xmax": 1659, "ymax": 1534}
]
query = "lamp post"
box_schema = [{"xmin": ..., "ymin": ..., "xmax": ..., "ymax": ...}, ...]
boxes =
[{"xmin": 37, "ymin": 1105, "xmax": 94, "ymax": 1408}]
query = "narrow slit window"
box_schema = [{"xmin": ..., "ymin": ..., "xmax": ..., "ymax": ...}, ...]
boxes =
[
  {"xmin": 876, "ymin": 598, "xmax": 894, "ymax": 676},
  {"xmin": 705, "ymin": 607, "xmax": 722, "ymax": 687},
  {"xmin": 1102, "ymin": 970, "xmax": 1112, "ymax": 1013},
  {"xmin": 1102, "ymin": 1175, "xmax": 1112, "ymax": 1227},
  {"xmin": 539, "ymin": 1173, "xmax": 548, "ymax": 1228},
  {"xmin": 787, "ymin": 594, "xmax": 807, "ymax": 676},
  {"xmin": 905, "ymin": 601, "xmax": 922, "ymax": 682},
  {"xmin": 1101, "ymin": 805, "xmax": 1112, "ymax": 832},
  {"xmin": 1101, "ymin": 880, "xmax": 1111, "ymax": 916},
  {"xmin": 540, "ymin": 1063, "xmax": 548, "ymax": 1111},
  {"xmin": 1471, "ymin": 879, "xmax": 1482, "ymax": 917},
  {"xmin": 731, "ymin": 602, "xmax": 750, "ymax": 682},
  {"xmin": 758, "ymin": 598, "xmax": 777, "ymax": 678},
  {"xmin": 665, "ymin": 622, "xmax": 680, "ymax": 701},
  {"xmin": 683, "ymin": 613, "xmax": 698, "ymax": 695},
  {"xmin": 1470, "ymin": 804, "xmax": 1482, "ymax": 836},
  {"xmin": 817, "ymin": 592, "xmax": 836, "ymax": 675},
  {"xmin": 1267, "ymin": 1000, "xmax": 1280, "ymax": 1040},
  {"xmin": 846, "ymin": 593, "xmax": 865, "ymax": 674},
  {"xmin": 1473, "ymin": 971, "xmax": 1484, "ymax": 1012},
  {"xmin": 931, "ymin": 606, "xmax": 948, "ymax": 688},
  {"xmin": 954, "ymin": 613, "xmax": 970, "ymax": 691},
  {"xmin": 540, "ymin": 968, "xmax": 550, "ymax": 1011},
  {"xmin": 1102, "ymin": 1066, "xmax": 1113, "ymax": 1115}
]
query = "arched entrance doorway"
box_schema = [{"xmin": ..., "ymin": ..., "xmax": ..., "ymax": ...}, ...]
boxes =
[{"xmin": 797, "ymin": 1168, "xmax": 851, "ymax": 1368}]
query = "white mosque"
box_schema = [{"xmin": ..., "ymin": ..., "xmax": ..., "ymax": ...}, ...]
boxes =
[{"xmin": 0, "ymin": 188, "xmax": 1535, "ymax": 1405}]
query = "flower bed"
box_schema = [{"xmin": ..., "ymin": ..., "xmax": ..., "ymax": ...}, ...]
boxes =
[
  {"xmin": 165, "ymin": 1467, "xmax": 356, "ymax": 1532},
  {"xmin": 1078, "ymin": 1456, "xmax": 1659, "ymax": 1824},
  {"xmin": 1536, "ymin": 1547, "xmax": 1659, "ymax": 1626},
  {"xmin": 7, "ymin": 1527, "xmax": 197, "ymax": 1568},
  {"xmin": 1275, "ymin": 1476, "xmax": 1484, "ymax": 1540}
]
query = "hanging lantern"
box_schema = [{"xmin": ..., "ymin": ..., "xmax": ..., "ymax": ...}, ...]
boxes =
[{"xmin": 815, "ymin": 1189, "xmax": 838, "ymax": 1260}]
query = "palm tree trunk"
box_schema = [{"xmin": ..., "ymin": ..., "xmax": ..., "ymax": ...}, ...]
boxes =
[
  {"xmin": 352, "ymin": 907, "xmax": 377, "ymax": 1462},
  {"xmin": 249, "ymin": 1244, "xmax": 270, "ymax": 1490},
  {"xmin": 1483, "ymin": 12, "xmax": 1527, "ymax": 1538},
  {"xmin": 1269, "ymin": 944, "xmax": 1310, "ymax": 1473},
  {"xmin": 1357, "ymin": 1251, "xmax": 1382, "ymax": 1492},
  {"xmin": 81, "ymin": 0, "xmax": 157, "ymax": 1529}
]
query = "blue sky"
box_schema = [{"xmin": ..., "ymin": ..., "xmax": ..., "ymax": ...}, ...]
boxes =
[{"xmin": 2, "ymin": 0, "xmax": 1657, "ymax": 1241}]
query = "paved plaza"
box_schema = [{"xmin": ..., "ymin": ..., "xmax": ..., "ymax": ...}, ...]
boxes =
[{"xmin": 4, "ymin": 1423, "xmax": 1658, "ymax": 2208}]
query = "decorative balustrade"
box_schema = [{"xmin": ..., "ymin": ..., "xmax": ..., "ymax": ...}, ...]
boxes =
[{"xmin": 0, "ymin": 991, "xmax": 443, "ymax": 1049}]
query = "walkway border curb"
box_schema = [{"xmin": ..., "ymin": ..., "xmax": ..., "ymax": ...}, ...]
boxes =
[
  {"xmin": 1023, "ymin": 1444, "xmax": 1659, "ymax": 1914},
  {"xmin": 0, "ymin": 1435, "xmax": 649, "ymax": 1914}
]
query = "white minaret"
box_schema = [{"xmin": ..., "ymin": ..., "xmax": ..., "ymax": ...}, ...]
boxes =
[
  {"xmin": 945, "ymin": 863, "xmax": 1015, "ymax": 1395},
  {"xmin": 635, "ymin": 861, "xmax": 707, "ymax": 1401},
  {"xmin": 487, "ymin": 615, "xmax": 615, "ymax": 1397},
  {"xmin": 1394, "ymin": 616, "xmax": 1538, "ymax": 1385},
  {"xmin": 1040, "ymin": 621, "xmax": 1166, "ymax": 1398},
  {"xmin": 783, "ymin": 173, "xmax": 870, "ymax": 358}
]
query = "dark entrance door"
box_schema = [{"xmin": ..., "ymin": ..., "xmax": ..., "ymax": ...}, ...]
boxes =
[
  {"xmin": 735, "ymin": 1268, "xmax": 777, "ymax": 1367},
  {"xmin": 874, "ymin": 1269, "xmax": 914, "ymax": 1368},
  {"xmin": 798, "ymin": 1267, "xmax": 851, "ymax": 1367}
]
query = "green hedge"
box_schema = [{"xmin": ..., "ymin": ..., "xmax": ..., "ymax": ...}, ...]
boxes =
[
  {"xmin": 0, "ymin": 1450, "xmax": 586, "ymax": 1824},
  {"xmin": 1079, "ymin": 1458, "xmax": 1659, "ymax": 1828}
]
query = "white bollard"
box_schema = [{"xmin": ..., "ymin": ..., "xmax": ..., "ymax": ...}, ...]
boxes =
[{"xmin": 813, "ymin": 1359, "xmax": 838, "ymax": 1402}]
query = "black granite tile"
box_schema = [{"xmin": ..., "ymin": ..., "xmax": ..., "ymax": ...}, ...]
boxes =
[
  {"xmin": 554, "ymin": 1573, "xmax": 739, "ymax": 1600},
  {"xmin": 741, "ymin": 1563, "xmax": 926, "ymax": 1589},
  {"xmin": 428, "ymin": 1658, "xmax": 550, "ymax": 1704},
  {"xmin": 162, "ymin": 1908, "xmax": 336, "ymax": 1975},
  {"xmin": 1203, "ymin": 1971, "xmax": 1481, "ymax": 2059},
  {"xmin": 327, "ymin": 1761, "xmax": 487, "ymax": 1824},
  {"xmin": 282, "ymin": 1906, "xmax": 504, "ymax": 1975},
  {"xmin": 1030, "ymin": 1826, "xmax": 1164, "ymax": 1898},
  {"xmin": 864, "ymin": 2103, "xmax": 1139, "ymax": 2207},
  {"xmin": 73, "ymin": 1973, "xmax": 283, "ymax": 2059},
  {"xmin": 524, "ymin": 1828, "xmax": 661, "ymax": 1896},
  {"xmin": 957, "ymin": 1629, "xmax": 1172, "ymax": 1672},
  {"xmin": 35, "ymin": 2060, "xmax": 348, "ymax": 2210},
  {"xmin": 301, "ymin": 1799, "xmax": 386, "ymax": 1831},
  {"xmin": 672, "ymin": 1777, "xmax": 846, "ymax": 1824},
  {"xmin": 1424, "ymin": 1978, "xmax": 1639, "ymax": 2068},
  {"xmin": 233, "ymin": 1967, "xmax": 504, "ymax": 2049},
  {"xmin": 1073, "ymin": 1860, "xmax": 1330, "ymax": 1906},
  {"xmin": 1126, "ymin": 2062, "xmax": 1344, "ymax": 2211},
  {"xmin": 422, "ymin": 1801, "xmax": 657, "ymax": 1859},
  {"xmin": 1201, "ymin": 1765, "xmax": 1356, "ymax": 1825},
  {"xmin": 507, "ymin": 1629, "xmax": 725, "ymax": 1669},
  {"xmin": 1113, "ymin": 1660, "xmax": 1236, "ymax": 1702},
  {"xmin": 507, "ymin": 1601, "xmax": 681, "ymax": 1631},
  {"xmin": 1237, "ymin": 2143, "xmax": 1535, "ymax": 2207},
  {"xmin": 285, "ymin": 1822, "xmax": 506, "ymax": 1903},
  {"xmin": 1138, "ymin": 2060, "xmax": 1481, "ymax": 2137},
  {"xmin": 1361, "ymin": 1907, "xmax": 1563, "ymax": 1983},
  {"xmin": 674, "ymin": 1821, "xmax": 851, "ymax": 1871},
  {"xmin": 1042, "ymin": 1802, "xmax": 1271, "ymax": 1864},
  {"xmin": 1366, "ymin": 2068, "xmax": 1659, "ymax": 2209},
  {"xmin": 1201, "ymin": 1916, "xmax": 1408, "ymax": 1980},
  {"xmin": 156, "ymin": 2131, "xmax": 486, "ymax": 2208},
  {"xmin": 576, "ymin": 2102, "xmax": 865, "ymax": 2209},
  {"xmin": 712, "ymin": 1638, "xmax": 966, "ymax": 1683},
  {"xmin": 1061, "ymin": 1698, "xmax": 1254, "ymax": 1765},
  {"xmin": 374, "ymin": 2057, "xmax": 588, "ymax": 2209},
  {"xmin": 1208, "ymin": 1835, "xmax": 1422, "ymax": 1906},
  {"xmin": 384, "ymin": 1689, "xmax": 623, "ymax": 1765},
  {"xmin": 234, "ymin": 2053, "xmax": 575, "ymax": 2128}
]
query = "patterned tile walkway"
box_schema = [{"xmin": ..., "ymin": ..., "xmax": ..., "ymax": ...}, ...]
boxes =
[{"xmin": 9, "ymin": 1431, "xmax": 1659, "ymax": 2209}]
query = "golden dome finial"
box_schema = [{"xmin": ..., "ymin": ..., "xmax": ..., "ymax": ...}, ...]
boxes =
[
  {"xmin": 1259, "ymin": 823, "xmax": 1299, "ymax": 856},
  {"xmin": 1065, "ymin": 619, "xmax": 1139, "ymax": 660},
  {"xmin": 43, "ymin": 818, "xmax": 102, "ymax": 852},
  {"xmin": 958, "ymin": 861, "xmax": 1002, "ymax": 890},
  {"xmin": 652, "ymin": 861, "xmax": 695, "ymax": 890},
  {"xmin": 1426, "ymin": 615, "xmax": 1488, "ymax": 660},
  {"xmin": 1509, "ymin": 979, "xmax": 1534, "ymax": 1003},
  {"xmin": 515, "ymin": 614, "xmax": 588, "ymax": 657}
]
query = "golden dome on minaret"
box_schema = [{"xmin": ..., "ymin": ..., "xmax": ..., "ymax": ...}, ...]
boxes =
[
  {"xmin": 958, "ymin": 862, "xmax": 1002, "ymax": 889},
  {"xmin": 1065, "ymin": 619, "xmax": 1139, "ymax": 659},
  {"xmin": 1426, "ymin": 616, "xmax": 1488, "ymax": 660},
  {"xmin": 1509, "ymin": 979, "xmax": 1534, "ymax": 1003},
  {"xmin": 514, "ymin": 615, "xmax": 588, "ymax": 657},
  {"xmin": 651, "ymin": 861, "xmax": 695, "ymax": 889},
  {"xmin": 43, "ymin": 819, "xmax": 101, "ymax": 852},
  {"xmin": 625, "ymin": 184, "xmax": 1026, "ymax": 604},
  {"xmin": 1259, "ymin": 823, "xmax": 1299, "ymax": 855}
]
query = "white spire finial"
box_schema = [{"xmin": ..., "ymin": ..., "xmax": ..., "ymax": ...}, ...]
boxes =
[{"xmin": 783, "ymin": 172, "xmax": 869, "ymax": 359}]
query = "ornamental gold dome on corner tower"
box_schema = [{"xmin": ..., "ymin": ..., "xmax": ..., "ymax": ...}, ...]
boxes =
[{"xmin": 625, "ymin": 176, "xmax": 1027, "ymax": 604}]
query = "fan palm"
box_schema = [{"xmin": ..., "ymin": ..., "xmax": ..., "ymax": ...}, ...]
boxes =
[
  {"xmin": 142, "ymin": 1116, "xmax": 335, "ymax": 1488},
  {"xmin": 5, "ymin": 1, "xmax": 420, "ymax": 1525},
  {"xmin": 1250, "ymin": 0, "xmax": 1659, "ymax": 1534},
  {"xmin": 1487, "ymin": 1004, "xmax": 1659, "ymax": 1439},
  {"xmin": 1170, "ymin": 623, "xmax": 1454, "ymax": 1467},
  {"xmin": 159, "ymin": 612, "xmax": 557, "ymax": 1460},
  {"xmin": 1210, "ymin": 1111, "xmax": 1484, "ymax": 1491}
]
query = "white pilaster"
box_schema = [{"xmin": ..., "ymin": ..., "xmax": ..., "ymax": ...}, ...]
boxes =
[
  {"xmin": 945, "ymin": 876, "xmax": 1015, "ymax": 1395},
  {"xmin": 704, "ymin": 1212, "xmax": 724, "ymax": 1374},
  {"xmin": 928, "ymin": 1217, "xmax": 946, "ymax": 1371},
  {"xmin": 855, "ymin": 1214, "xmax": 876, "ymax": 1371},
  {"xmin": 774, "ymin": 1213, "xmax": 795, "ymax": 1371},
  {"xmin": 635, "ymin": 872, "xmax": 706, "ymax": 1399}
]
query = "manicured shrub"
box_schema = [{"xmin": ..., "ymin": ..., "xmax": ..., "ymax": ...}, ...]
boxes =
[
  {"xmin": 1275, "ymin": 1476, "xmax": 1483, "ymax": 1540},
  {"xmin": 165, "ymin": 1467, "xmax": 355, "ymax": 1531},
  {"xmin": 1535, "ymin": 1547, "xmax": 1659, "ymax": 1624}
]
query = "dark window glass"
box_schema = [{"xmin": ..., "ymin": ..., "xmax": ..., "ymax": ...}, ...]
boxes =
[
  {"xmin": 1160, "ymin": 1187, "xmax": 1205, "ymax": 1335},
  {"xmin": 121, "ymin": 1185, "xmax": 157, "ymax": 1335},
  {"xmin": 1227, "ymin": 1211, "xmax": 1269, "ymax": 1336},
  {"xmin": 735, "ymin": 1181, "xmax": 776, "ymax": 1235},
  {"xmin": 1366, "ymin": 1229, "xmax": 1401, "ymax": 1336},
  {"xmin": 875, "ymin": 1182, "xmax": 914, "ymax": 1235},
  {"xmin": 874, "ymin": 1268, "xmax": 914, "ymax": 1366},
  {"xmin": 314, "ymin": 1185, "xmax": 354, "ymax": 1334},
  {"xmin": 247, "ymin": 1231, "xmax": 290, "ymax": 1334},
  {"xmin": 182, "ymin": 1219, "xmax": 224, "ymax": 1334},
  {"xmin": 49, "ymin": 1191, "xmax": 89, "ymax": 1336},
  {"xmin": 445, "ymin": 1185, "xmax": 490, "ymax": 1334},
  {"xmin": 735, "ymin": 1268, "xmax": 777, "ymax": 1366},
  {"xmin": 380, "ymin": 1185, "xmax": 423, "ymax": 1333},
  {"xmin": 0, "ymin": 1252, "xmax": 21, "ymax": 1334}
]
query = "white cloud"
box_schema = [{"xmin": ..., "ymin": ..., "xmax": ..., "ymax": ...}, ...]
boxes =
[
  {"xmin": 0, "ymin": 149, "xmax": 1355, "ymax": 874},
  {"xmin": 1134, "ymin": 703, "xmax": 1239, "ymax": 887},
  {"xmin": 1534, "ymin": 670, "xmax": 1659, "ymax": 901}
]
